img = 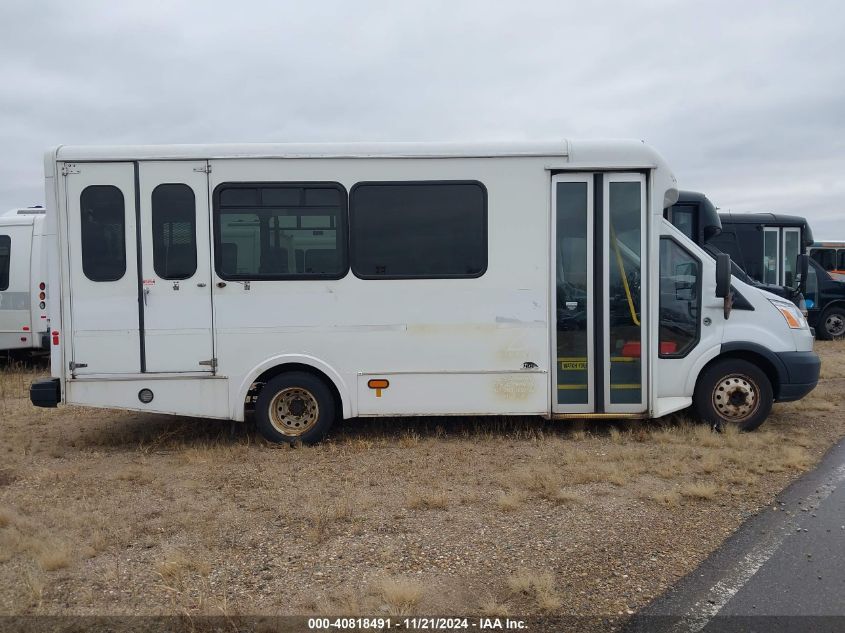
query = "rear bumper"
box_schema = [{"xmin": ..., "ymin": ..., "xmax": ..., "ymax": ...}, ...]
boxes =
[
  {"xmin": 30, "ymin": 378, "xmax": 60, "ymax": 408},
  {"xmin": 774, "ymin": 351, "xmax": 820, "ymax": 402}
]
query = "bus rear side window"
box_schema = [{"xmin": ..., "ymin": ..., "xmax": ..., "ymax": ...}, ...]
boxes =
[
  {"xmin": 0, "ymin": 235, "xmax": 10, "ymax": 290},
  {"xmin": 80, "ymin": 185, "xmax": 126, "ymax": 282},
  {"xmin": 350, "ymin": 181, "xmax": 487, "ymax": 279},
  {"xmin": 152, "ymin": 184, "xmax": 197, "ymax": 280},
  {"xmin": 214, "ymin": 183, "xmax": 348, "ymax": 280}
]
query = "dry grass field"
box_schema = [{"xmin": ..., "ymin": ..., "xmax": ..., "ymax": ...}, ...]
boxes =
[{"xmin": 1, "ymin": 342, "xmax": 845, "ymax": 624}]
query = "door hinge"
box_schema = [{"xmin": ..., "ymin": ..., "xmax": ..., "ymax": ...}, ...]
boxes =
[
  {"xmin": 69, "ymin": 361, "xmax": 87, "ymax": 370},
  {"xmin": 61, "ymin": 164, "xmax": 80, "ymax": 176},
  {"xmin": 199, "ymin": 358, "xmax": 218, "ymax": 369},
  {"xmin": 193, "ymin": 164, "xmax": 212, "ymax": 174}
]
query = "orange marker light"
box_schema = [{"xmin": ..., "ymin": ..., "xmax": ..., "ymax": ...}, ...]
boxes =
[{"xmin": 367, "ymin": 379, "xmax": 389, "ymax": 397}]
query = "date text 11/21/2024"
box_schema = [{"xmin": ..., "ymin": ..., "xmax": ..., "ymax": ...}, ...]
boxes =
[{"xmin": 307, "ymin": 617, "xmax": 528, "ymax": 630}]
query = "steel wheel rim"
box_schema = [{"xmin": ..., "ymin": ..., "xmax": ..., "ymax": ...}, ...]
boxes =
[
  {"xmin": 712, "ymin": 373, "xmax": 759, "ymax": 424},
  {"xmin": 268, "ymin": 387, "xmax": 319, "ymax": 436},
  {"xmin": 825, "ymin": 313, "xmax": 845, "ymax": 337}
]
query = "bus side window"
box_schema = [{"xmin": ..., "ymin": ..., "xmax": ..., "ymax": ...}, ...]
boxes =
[
  {"xmin": 0, "ymin": 235, "xmax": 10, "ymax": 290},
  {"xmin": 811, "ymin": 248, "xmax": 835, "ymax": 271}
]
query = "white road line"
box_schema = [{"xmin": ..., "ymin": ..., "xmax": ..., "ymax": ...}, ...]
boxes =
[{"xmin": 670, "ymin": 462, "xmax": 845, "ymax": 633}]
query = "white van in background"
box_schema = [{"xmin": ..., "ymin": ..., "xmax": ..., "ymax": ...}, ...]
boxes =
[
  {"xmin": 0, "ymin": 207, "xmax": 50, "ymax": 354},
  {"xmin": 30, "ymin": 141, "xmax": 819, "ymax": 442}
]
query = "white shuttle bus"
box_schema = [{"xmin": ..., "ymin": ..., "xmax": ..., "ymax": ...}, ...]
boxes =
[
  {"xmin": 1, "ymin": 207, "xmax": 50, "ymax": 353},
  {"xmin": 30, "ymin": 141, "xmax": 820, "ymax": 442}
]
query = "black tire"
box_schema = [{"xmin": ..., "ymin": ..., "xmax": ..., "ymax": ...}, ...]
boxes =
[
  {"xmin": 254, "ymin": 372, "xmax": 336, "ymax": 445},
  {"xmin": 816, "ymin": 306, "xmax": 845, "ymax": 340},
  {"xmin": 693, "ymin": 358, "xmax": 773, "ymax": 432}
]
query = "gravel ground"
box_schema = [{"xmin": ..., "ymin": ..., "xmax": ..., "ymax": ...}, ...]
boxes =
[{"xmin": 1, "ymin": 341, "xmax": 844, "ymax": 628}]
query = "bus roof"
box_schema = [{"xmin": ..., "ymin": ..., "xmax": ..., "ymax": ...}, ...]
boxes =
[
  {"xmin": 719, "ymin": 212, "xmax": 814, "ymax": 245},
  {"xmin": 47, "ymin": 139, "xmax": 667, "ymax": 165}
]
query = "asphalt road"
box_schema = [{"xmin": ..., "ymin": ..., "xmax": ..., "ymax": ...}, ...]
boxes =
[{"xmin": 626, "ymin": 438, "xmax": 845, "ymax": 633}]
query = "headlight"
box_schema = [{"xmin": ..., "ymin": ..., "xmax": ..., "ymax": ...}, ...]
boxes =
[{"xmin": 769, "ymin": 299, "xmax": 808, "ymax": 329}]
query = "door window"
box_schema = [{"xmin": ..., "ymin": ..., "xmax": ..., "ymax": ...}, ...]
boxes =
[
  {"xmin": 555, "ymin": 181, "xmax": 590, "ymax": 406},
  {"xmin": 659, "ymin": 238, "xmax": 700, "ymax": 357},
  {"xmin": 80, "ymin": 185, "xmax": 126, "ymax": 282},
  {"xmin": 152, "ymin": 184, "xmax": 197, "ymax": 280},
  {"xmin": 763, "ymin": 228, "xmax": 779, "ymax": 285},
  {"xmin": 608, "ymin": 181, "xmax": 643, "ymax": 405},
  {"xmin": 783, "ymin": 228, "xmax": 800, "ymax": 287}
]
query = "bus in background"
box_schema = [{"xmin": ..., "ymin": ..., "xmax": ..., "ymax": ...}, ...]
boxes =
[
  {"xmin": 664, "ymin": 192, "xmax": 806, "ymax": 306},
  {"xmin": 809, "ymin": 242, "xmax": 845, "ymax": 281},
  {"xmin": 713, "ymin": 212, "xmax": 811, "ymax": 291},
  {"xmin": 0, "ymin": 207, "xmax": 50, "ymax": 354},
  {"xmin": 666, "ymin": 192, "xmax": 845, "ymax": 340},
  {"xmin": 30, "ymin": 141, "xmax": 819, "ymax": 439}
]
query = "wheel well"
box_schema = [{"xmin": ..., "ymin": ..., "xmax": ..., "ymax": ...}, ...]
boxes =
[
  {"xmin": 702, "ymin": 351, "xmax": 781, "ymax": 399},
  {"xmin": 819, "ymin": 300, "xmax": 845, "ymax": 315},
  {"xmin": 245, "ymin": 363, "xmax": 343, "ymax": 416}
]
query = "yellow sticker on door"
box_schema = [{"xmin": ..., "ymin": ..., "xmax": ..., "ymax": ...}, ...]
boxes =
[{"xmin": 560, "ymin": 361, "xmax": 587, "ymax": 371}]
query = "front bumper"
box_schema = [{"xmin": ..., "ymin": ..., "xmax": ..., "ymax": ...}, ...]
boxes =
[
  {"xmin": 774, "ymin": 351, "xmax": 820, "ymax": 402},
  {"xmin": 30, "ymin": 378, "xmax": 60, "ymax": 408}
]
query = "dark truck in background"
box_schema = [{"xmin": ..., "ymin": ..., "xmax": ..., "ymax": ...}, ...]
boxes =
[{"xmin": 666, "ymin": 191, "xmax": 845, "ymax": 340}]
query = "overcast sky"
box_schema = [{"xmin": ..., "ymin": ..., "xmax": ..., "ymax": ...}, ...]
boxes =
[{"xmin": 1, "ymin": 1, "xmax": 843, "ymax": 235}]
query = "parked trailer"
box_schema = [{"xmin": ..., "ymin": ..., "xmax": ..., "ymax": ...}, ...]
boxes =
[
  {"xmin": 30, "ymin": 141, "xmax": 819, "ymax": 441},
  {"xmin": 0, "ymin": 207, "xmax": 50, "ymax": 353}
]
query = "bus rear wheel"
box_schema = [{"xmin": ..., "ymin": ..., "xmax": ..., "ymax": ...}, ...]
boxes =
[
  {"xmin": 693, "ymin": 359, "xmax": 772, "ymax": 432},
  {"xmin": 255, "ymin": 372, "xmax": 336, "ymax": 445}
]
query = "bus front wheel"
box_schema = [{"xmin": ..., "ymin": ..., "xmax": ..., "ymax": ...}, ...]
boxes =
[
  {"xmin": 693, "ymin": 359, "xmax": 773, "ymax": 432},
  {"xmin": 255, "ymin": 372, "xmax": 336, "ymax": 445}
]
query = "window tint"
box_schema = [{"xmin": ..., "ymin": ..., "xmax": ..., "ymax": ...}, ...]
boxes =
[
  {"xmin": 659, "ymin": 238, "xmax": 700, "ymax": 357},
  {"xmin": 0, "ymin": 235, "xmax": 10, "ymax": 291},
  {"xmin": 350, "ymin": 181, "xmax": 486, "ymax": 278},
  {"xmin": 811, "ymin": 248, "xmax": 835, "ymax": 271},
  {"xmin": 837, "ymin": 250, "xmax": 845, "ymax": 271},
  {"xmin": 80, "ymin": 185, "xmax": 126, "ymax": 282},
  {"xmin": 152, "ymin": 184, "xmax": 197, "ymax": 280},
  {"xmin": 215, "ymin": 183, "xmax": 347, "ymax": 280}
]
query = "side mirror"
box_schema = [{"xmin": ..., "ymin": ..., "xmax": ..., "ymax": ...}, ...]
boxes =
[
  {"xmin": 795, "ymin": 253, "xmax": 809, "ymax": 294},
  {"xmin": 715, "ymin": 253, "xmax": 731, "ymax": 298}
]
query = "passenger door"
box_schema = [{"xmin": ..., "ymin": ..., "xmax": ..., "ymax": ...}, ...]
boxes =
[
  {"xmin": 138, "ymin": 161, "xmax": 214, "ymax": 373},
  {"xmin": 551, "ymin": 173, "xmax": 647, "ymax": 415},
  {"xmin": 64, "ymin": 162, "xmax": 140, "ymax": 374}
]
